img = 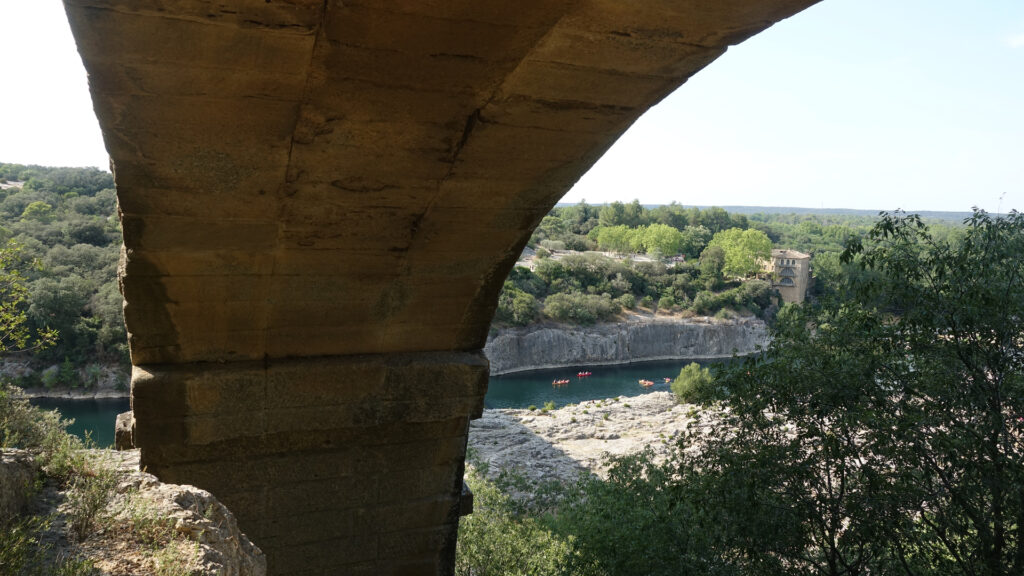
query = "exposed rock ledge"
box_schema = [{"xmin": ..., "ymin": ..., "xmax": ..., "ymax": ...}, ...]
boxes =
[
  {"xmin": 468, "ymin": 391, "xmax": 721, "ymax": 485},
  {"xmin": 0, "ymin": 449, "xmax": 265, "ymax": 576},
  {"xmin": 484, "ymin": 315, "xmax": 768, "ymax": 375}
]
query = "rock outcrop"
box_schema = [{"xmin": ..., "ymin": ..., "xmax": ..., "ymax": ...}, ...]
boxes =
[
  {"xmin": 98, "ymin": 450, "xmax": 267, "ymax": 576},
  {"xmin": 0, "ymin": 450, "xmax": 37, "ymax": 524},
  {"xmin": 468, "ymin": 392, "xmax": 722, "ymax": 485},
  {"xmin": 2, "ymin": 448, "xmax": 265, "ymax": 576},
  {"xmin": 485, "ymin": 316, "xmax": 768, "ymax": 375}
]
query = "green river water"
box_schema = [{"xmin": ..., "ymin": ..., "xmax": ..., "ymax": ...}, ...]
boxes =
[
  {"xmin": 29, "ymin": 397, "xmax": 130, "ymax": 448},
  {"xmin": 31, "ymin": 358, "xmax": 730, "ymax": 445},
  {"xmin": 484, "ymin": 358, "xmax": 727, "ymax": 408}
]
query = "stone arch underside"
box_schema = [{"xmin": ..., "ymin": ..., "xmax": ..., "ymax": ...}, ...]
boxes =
[{"xmin": 63, "ymin": 1, "xmax": 821, "ymax": 574}]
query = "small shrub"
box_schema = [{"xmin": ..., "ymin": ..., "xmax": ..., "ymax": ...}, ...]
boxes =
[
  {"xmin": 714, "ymin": 307, "xmax": 736, "ymax": 320},
  {"xmin": 84, "ymin": 364, "xmax": 103, "ymax": 389},
  {"xmin": 60, "ymin": 357, "xmax": 81, "ymax": 389},
  {"xmin": 154, "ymin": 540, "xmax": 198, "ymax": 576},
  {"xmin": 527, "ymin": 405, "xmax": 537, "ymax": 411},
  {"xmin": 657, "ymin": 295, "xmax": 676, "ymax": 312},
  {"xmin": 0, "ymin": 515, "xmax": 48, "ymax": 574},
  {"xmin": 121, "ymin": 496, "xmax": 176, "ymax": 546},
  {"xmin": 51, "ymin": 554, "xmax": 98, "ymax": 576},
  {"xmin": 671, "ymin": 363, "xmax": 718, "ymax": 405},
  {"xmin": 543, "ymin": 401, "xmax": 556, "ymax": 411},
  {"xmin": 41, "ymin": 366, "xmax": 60, "ymax": 389},
  {"xmin": 1, "ymin": 384, "xmax": 85, "ymax": 482},
  {"xmin": 614, "ymin": 293, "xmax": 636, "ymax": 309},
  {"xmin": 67, "ymin": 458, "xmax": 121, "ymax": 541},
  {"xmin": 543, "ymin": 292, "xmax": 620, "ymax": 325}
]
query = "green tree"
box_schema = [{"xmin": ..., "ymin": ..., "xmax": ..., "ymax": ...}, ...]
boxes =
[
  {"xmin": 456, "ymin": 464, "xmax": 574, "ymax": 576},
  {"xmin": 543, "ymin": 293, "xmax": 619, "ymax": 325},
  {"xmin": 640, "ymin": 223, "xmax": 685, "ymax": 257},
  {"xmin": 678, "ymin": 225, "xmax": 712, "ymax": 259},
  {"xmin": 594, "ymin": 224, "xmax": 641, "ymax": 254},
  {"xmin": 20, "ymin": 201, "xmax": 54, "ymax": 223},
  {"xmin": 694, "ymin": 209, "xmax": 1024, "ymax": 575},
  {"xmin": 0, "ymin": 241, "xmax": 57, "ymax": 354},
  {"xmin": 698, "ymin": 245, "xmax": 725, "ymax": 290},
  {"xmin": 670, "ymin": 362, "xmax": 716, "ymax": 404},
  {"xmin": 707, "ymin": 227, "xmax": 772, "ymax": 278},
  {"xmin": 698, "ymin": 206, "xmax": 734, "ymax": 233},
  {"xmin": 495, "ymin": 283, "xmax": 540, "ymax": 326}
]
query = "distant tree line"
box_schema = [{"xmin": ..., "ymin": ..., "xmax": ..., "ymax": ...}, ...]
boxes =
[{"xmin": 498, "ymin": 200, "xmax": 968, "ymax": 328}]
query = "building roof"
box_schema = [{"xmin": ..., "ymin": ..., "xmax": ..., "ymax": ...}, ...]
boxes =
[{"xmin": 771, "ymin": 249, "xmax": 811, "ymax": 259}]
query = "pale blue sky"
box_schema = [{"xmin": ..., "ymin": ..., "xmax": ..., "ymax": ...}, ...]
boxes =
[
  {"xmin": 1, "ymin": 1, "xmax": 1021, "ymax": 212},
  {"xmin": 565, "ymin": 0, "xmax": 1024, "ymax": 212}
]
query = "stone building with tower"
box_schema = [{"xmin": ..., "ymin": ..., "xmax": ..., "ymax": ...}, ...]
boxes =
[{"xmin": 769, "ymin": 249, "xmax": 811, "ymax": 303}]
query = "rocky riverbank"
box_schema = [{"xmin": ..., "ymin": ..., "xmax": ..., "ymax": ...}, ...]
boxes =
[
  {"xmin": 484, "ymin": 314, "xmax": 767, "ymax": 375},
  {"xmin": 467, "ymin": 391, "xmax": 720, "ymax": 484}
]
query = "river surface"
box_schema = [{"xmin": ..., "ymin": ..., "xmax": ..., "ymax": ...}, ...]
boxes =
[
  {"xmin": 29, "ymin": 397, "xmax": 130, "ymax": 448},
  {"xmin": 32, "ymin": 358, "xmax": 730, "ymax": 444},
  {"xmin": 484, "ymin": 358, "xmax": 728, "ymax": 409}
]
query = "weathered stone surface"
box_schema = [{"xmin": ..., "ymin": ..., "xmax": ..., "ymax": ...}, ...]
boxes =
[
  {"xmin": 485, "ymin": 316, "xmax": 768, "ymax": 375},
  {"xmin": 131, "ymin": 351, "xmax": 487, "ymax": 576},
  {"xmin": 110, "ymin": 450, "xmax": 267, "ymax": 576},
  {"xmin": 0, "ymin": 450, "xmax": 37, "ymax": 525},
  {"xmin": 114, "ymin": 410, "xmax": 135, "ymax": 450},
  {"xmin": 469, "ymin": 391, "xmax": 725, "ymax": 485}
]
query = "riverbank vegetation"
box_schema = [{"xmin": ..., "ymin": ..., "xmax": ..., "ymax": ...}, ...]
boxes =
[
  {"xmin": 496, "ymin": 200, "xmax": 968, "ymax": 328},
  {"xmin": 460, "ymin": 209, "xmax": 1024, "ymax": 576}
]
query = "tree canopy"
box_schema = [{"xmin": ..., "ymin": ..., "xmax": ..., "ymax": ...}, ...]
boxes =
[
  {"xmin": 687, "ymin": 209, "xmax": 1024, "ymax": 575},
  {"xmin": 707, "ymin": 227, "xmax": 772, "ymax": 278},
  {"xmin": 0, "ymin": 164, "xmax": 124, "ymax": 370}
]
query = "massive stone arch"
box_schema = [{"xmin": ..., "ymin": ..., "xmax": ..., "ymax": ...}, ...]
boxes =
[{"xmin": 63, "ymin": 1, "xmax": 821, "ymax": 573}]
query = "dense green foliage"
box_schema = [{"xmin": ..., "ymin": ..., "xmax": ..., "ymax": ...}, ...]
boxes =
[
  {"xmin": 495, "ymin": 250, "xmax": 776, "ymax": 326},
  {"xmin": 461, "ymin": 210, "xmax": 1021, "ymax": 576},
  {"xmin": 707, "ymin": 227, "xmax": 772, "ymax": 278},
  {"xmin": 498, "ymin": 200, "xmax": 970, "ymax": 328},
  {"xmin": 456, "ymin": 459, "xmax": 576, "ymax": 576},
  {"xmin": 0, "ymin": 241, "xmax": 57, "ymax": 355},
  {"xmin": 0, "ymin": 164, "xmax": 125, "ymax": 372},
  {"xmin": 502, "ymin": 200, "xmax": 886, "ymax": 328}
]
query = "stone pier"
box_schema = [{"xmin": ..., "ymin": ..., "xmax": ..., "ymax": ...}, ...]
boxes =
[{"xmin": 132, "ymin": 352, "xmax": 488, "ymax": 575}]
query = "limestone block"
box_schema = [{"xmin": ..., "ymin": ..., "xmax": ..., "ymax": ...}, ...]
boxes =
[{"xmin": 114, "ymin": 410, "xmax": 135, "ymax": 450}]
